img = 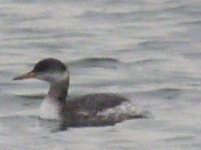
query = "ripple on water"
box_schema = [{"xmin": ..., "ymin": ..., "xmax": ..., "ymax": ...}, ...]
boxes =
[
  {"xmin": 68, "ymin": 57, "xmax": 125, "ymax": 69},
  {"xmin": 137, "ymin": 87, "xmax": 182, "ymax": 100}
]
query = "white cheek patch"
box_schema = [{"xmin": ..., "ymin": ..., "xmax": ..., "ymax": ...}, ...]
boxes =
[
  {"xmin": 52, "ymin": 71, "xmax": 69, "ymax": 81},
  {"xmin": 41, "ymin": 71, "xmax": 69, "ymax": 82}
]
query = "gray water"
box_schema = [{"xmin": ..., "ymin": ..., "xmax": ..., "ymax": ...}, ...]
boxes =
[{"xmin": 0, "ymin": 0, "xmax": 201, "ymax": 149}]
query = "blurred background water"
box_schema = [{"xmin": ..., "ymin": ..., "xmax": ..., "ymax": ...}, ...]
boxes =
[{"xmin": 0, "ymin": 0, "xmax": 201, "ymax": 149}]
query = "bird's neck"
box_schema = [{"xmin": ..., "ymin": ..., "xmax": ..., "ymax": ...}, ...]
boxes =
[
  {"xmin": 40, "ymin": 78, "xmax": 69, "ymax": 120},
  {"xmin": 48, "ymin": 79, "xmax": 69, "ymax": 103}
]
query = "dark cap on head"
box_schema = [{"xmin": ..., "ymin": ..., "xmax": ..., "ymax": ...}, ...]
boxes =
[{"xmin": 32, "ymin": 58, "xmax": 66, "ymax": 73}]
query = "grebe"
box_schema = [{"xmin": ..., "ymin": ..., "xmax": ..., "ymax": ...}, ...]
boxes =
[{"xmin": 13, "ymin": 58, "xmax": 148, "ymax": 131}]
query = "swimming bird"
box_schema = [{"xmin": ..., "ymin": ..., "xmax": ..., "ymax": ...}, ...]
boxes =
[{"xmin": 13, "ymin": 58, "xmax": 148, "ymax": 130}]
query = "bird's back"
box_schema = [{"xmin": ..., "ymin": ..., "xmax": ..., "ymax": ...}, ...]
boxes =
[{"xmin": 65, "ymin": 93, "xmax": 148, "ymax": 127}]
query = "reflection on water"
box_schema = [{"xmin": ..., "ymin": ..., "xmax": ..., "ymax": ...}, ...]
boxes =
[{"xmin": 1, "ymin": 0, "xmax": 201, "ymax": 149}]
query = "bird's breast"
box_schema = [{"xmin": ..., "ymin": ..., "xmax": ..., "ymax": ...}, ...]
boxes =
[{"xmin": 39, "ymin": 96, "xmax": 60, "ymax": 120}]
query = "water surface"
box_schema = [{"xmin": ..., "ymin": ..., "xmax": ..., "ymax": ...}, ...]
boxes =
[{"xmin": 1, "ymin": 0, "xmax": 201, "ymax": 149}]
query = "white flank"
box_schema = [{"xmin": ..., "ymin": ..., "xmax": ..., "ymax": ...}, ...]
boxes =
[{"xmin": 97, "ymin": 102, "xmax": 148, "ymax": 120}]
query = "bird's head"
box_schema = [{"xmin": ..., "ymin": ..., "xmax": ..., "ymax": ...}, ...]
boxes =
[{"xmin": 13, "ymin": 58, "xmax": 69, "ymax": 84}]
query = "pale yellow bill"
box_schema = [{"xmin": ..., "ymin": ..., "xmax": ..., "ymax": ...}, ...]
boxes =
[{"xmin": 13, "ymin": 72, "xmax": 38, "ymax": 80}]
